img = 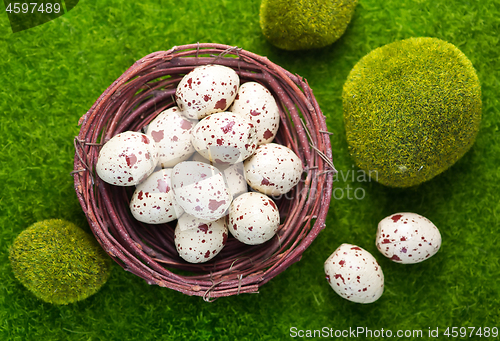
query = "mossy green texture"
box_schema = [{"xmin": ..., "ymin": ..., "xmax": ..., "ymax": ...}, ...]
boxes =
[
  {"xmin": 343, "ymin": 37, "xmax": 482, "ymax": 188},
  {"xmin": 259, "ymin": 0, "xmax": 358, "ymax": 50},
  {"xmin": 9, "ymin": 219, "xmax": 111, "ymax": 305}
]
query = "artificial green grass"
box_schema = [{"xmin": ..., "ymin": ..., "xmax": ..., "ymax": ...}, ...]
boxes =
[{"xmin": 1, "ymin": 0, "xmax": 499, "ymax": 340}]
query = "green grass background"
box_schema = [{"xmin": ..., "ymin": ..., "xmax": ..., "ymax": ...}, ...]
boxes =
[{"xmin": 1, "ymin": 0, "xmax": 499, "ymax": 340}]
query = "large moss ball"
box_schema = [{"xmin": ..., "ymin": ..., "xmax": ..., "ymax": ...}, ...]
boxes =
[
  {"xmin": 9, "ymin": 219, "xmax": 112, "ymax": 305},
  {"xmin": 343, "ymin": 37, "xmax": 482, "ymax": 188},
  {"xmin": 260, "ymin": 0, "xmax": 358, "ymax": 51}
]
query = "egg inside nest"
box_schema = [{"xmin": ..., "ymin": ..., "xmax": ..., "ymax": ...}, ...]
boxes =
[{"xmin": 96, "ymin": 63, "xmax": 304, "ymax": 264}]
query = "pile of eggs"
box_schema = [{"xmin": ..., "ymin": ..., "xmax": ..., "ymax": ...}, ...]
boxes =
[{"xmin": 96, "ymin": 64, "xmax": 303, "ymax": 264}]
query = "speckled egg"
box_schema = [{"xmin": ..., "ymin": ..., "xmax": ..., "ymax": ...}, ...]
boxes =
[
  {"xmin": 129, "ymin": 169, "xmax": 183, "ymax": 224},
  {"xmin": 96, "ymin": 131, "xmax": 158, "ymax": 186},
  {"xmin": 175, "ymin": 215, "xmax": 228, "ymax": 263},
  {"xmin": 145, "ymin": 106, "xmax": 196, "ymax": 168},
  {"xmin": 176, "ymin": 213, "xmax": 213, "ymax": 232},
  {"xmin": 376, "ymin": 212, "xmax": 442, "ymax": 264},
  {"xmin": 190, "ymin": 150, "xmax": 211, "ymax": 164},
  {"xmin": 175, "ymin": 64, "xmax": 240, "ymax": 120},
  {"xmin": 191, "ymin": 112, "xmax": 258, "ymax": 164},
  {"xmin": 222, "ymin": 162, "xmax": 248, "ymax": 199},
  {"xmin": 190, "ymin": 152, "xmax": 248, "ymax": 199},
  {"xmin": 244, "ymin": 143, "xmax": 303, "ymax": 196},
  {"xmin": 324, "ymin": 244, "xmax": 384, "ymax": 304},
  {"xmin": 230, "ymin": 81, "xmax": 280, "ymax": 145},
  {"xmin": 171, "ymin": 161, "xmax": 232, "ymax": 221},
  {"xmin": 228, "ymin": 192, "xmax": 280, "ymax": 245}
]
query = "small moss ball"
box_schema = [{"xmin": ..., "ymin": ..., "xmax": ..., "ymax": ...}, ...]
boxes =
[
  {"xmin": 260, "ymin": 0, "xmax": 358, "ymax": 51},
  {"xmin": 343, "ymin": 37, "xmax": 482, "ymax": 188},
  {"xmin": 9, "ymin": 219, "xmax": 112, "ymax": 305}
]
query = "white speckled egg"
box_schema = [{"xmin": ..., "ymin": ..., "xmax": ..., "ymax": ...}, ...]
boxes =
[
  {"xmin": 191, "ymin": 112, "xmax": 258, "ymax": 164},
  {"xmin": 376, "ymin": 212, "xmax": 442, "ymax": 264},
  {"xmin": 222, "ymin": 162, "xmax": 248, "ymax": 199},
  {"xmin": 176, "ymin": 213, "xmax": 214, "ymax": 232},
  {"xmin": 230, "ymin": 81, "xmax": 280, "ymax": 145},
  {"xmin": 228, "ymin": 192, "xmax": 280, "ymax": 245},
  {"xmin": 190, "ymin": 150, "xmax": 211, "ymax": 164},
  {"xmin": 244, "ymin": 143, "xmax": 303, "ymax": 196},
  {"xmin": 175, "ymin": 64, "xmax": 240, "ymax": 120},
  {"xmin": 129, "ymin": 169, "xmax": 183, "ymax": 224},
  {"xmin": 145, "ymin": 106, "xmax": 196, "ymax": 168},
  {"xmin": 189, "ymin": 153, "xmax": 248, "ymax": 199},
  {"xmin": 324, "ymin": 244, "xmax": 384, "ymax": 304},
  {"xmin": 171, "ymin": 161, "xmax": 232, "ymax": 221},
  {"xmin": 96, "ymin": 131, "xmax": 158, "ymax": 186},
  {"xmin": 175, "ymin": 216, "xmax": 228, "ymax": 263}
]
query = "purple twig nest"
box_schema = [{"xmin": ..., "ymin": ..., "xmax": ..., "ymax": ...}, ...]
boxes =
[{"xmin": 73, "ymin": 43, "xmax": 335, "ymax": 301}]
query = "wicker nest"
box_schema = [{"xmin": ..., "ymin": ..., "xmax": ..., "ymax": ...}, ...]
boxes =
[{"xmin": 73, "ymin": 43, "xmax": 335, "ymax": 301}]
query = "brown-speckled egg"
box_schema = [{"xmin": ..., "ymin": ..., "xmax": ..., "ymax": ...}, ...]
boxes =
[
  {"xmin": 171, "ymin": 161, "xmax": 232, "ymax": 221},
  {"xmin": 244, "ymin": 143, "xmax": 303, "ymax": 196},
  {"xmin": 230, "ymin": 81, "xmax": 280, "ymax": 145},
  {"xmin": 376, "ymin": 212, "xmax": 442, "ymax": 264},
  {"xmin": 228, "ymin": 192, "xmax": 280, "ymax": 245},
  {"xmin": 145, "ymin": 106, "xmax": 196, "ymax": 168},
  {"xmin": 222, "ymin": 162, "xmax": 248, "ymax": 199},
  {"xmin": 175, "ymin": 64, "xmax": 239, "ymax": 120},
  {"xmin": 190, "ymin": 152, "xmax": 248, "ymax": 199},
  {"xmin": 324, "ymin": 244, "xmax": 384, "ymax": 304},
  {"xmin": 96, "ymin": 131, "xmax": 158, "ymax": 186},
  {"xmin": 191, "ymin": 112, "xmax": 258, "ymax": 164},
  {"xmin": 129, "ymin": 169, "xmax": 183, "ymax": 224},
  {"xmin": 175, "ymin": 215, "xmax": 228, "ymax": 263},
  {"xmin": 176, "ymin": 213, "xmax": 213, "ymax": 232}
]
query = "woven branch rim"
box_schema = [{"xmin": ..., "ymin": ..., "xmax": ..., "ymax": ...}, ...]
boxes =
[{"xmin": 72, "ymin": 43, "xmax": 335, "ymax": 300}]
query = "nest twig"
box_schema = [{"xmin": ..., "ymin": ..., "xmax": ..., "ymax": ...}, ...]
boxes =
[{"xmin": 72, "ymin": 43, "xmax": 335, "ymax": 300}]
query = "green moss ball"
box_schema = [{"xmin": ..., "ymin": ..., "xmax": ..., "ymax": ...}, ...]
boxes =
[
  {"xmin": 343, "ymin": 37, "xmax": 482, "ymax": 188},
  {"xmin": 9, "ymin": 219, "xmax": 112, "ymax": 305},
  {"xmin": 260, "ymin": 0, "xmax": 358, "ymax": 50}
]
